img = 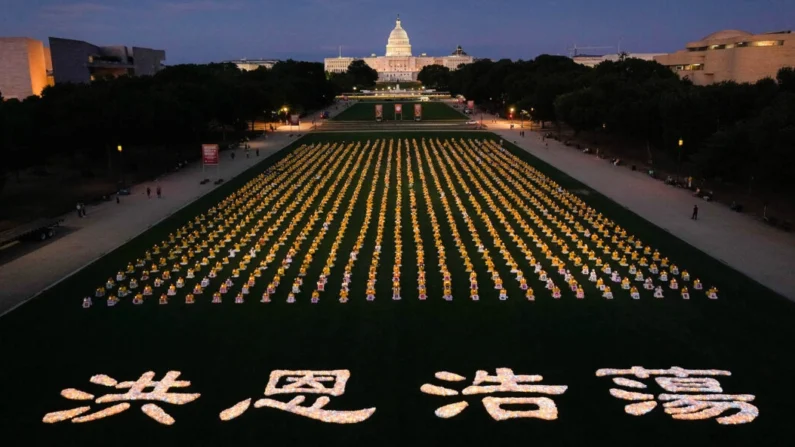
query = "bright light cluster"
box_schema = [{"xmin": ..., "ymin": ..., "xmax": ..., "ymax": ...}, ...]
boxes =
[
  {"xmin": 43, "ymin": 371, "xmax": 199, "ymax": 425},
  {"xmin": 597, "ymin": 366, "xmax": 757, "ymax": 424},
  {"xmin": 80, "ymin": 138, "xmax": 721, "ymax": 306}
]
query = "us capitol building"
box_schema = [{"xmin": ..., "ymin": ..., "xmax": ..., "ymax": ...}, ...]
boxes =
[{"xmin": 324, "ymin": 15, "xmax": 474, "ymax": 82}]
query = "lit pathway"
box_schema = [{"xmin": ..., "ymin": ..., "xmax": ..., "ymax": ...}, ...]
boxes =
[
  {"xmin": 0, "ymin": 104, "xmax": 344, "ymax": 317},
  {"xmin": 487, "ymin": 118, "xmax": 795, "ymax": 301}
]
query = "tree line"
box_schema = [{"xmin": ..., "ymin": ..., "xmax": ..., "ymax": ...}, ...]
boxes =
[
  {"xmin": 0, "ymin": 61, "xmax": 336, "ymax": 186},
  {"xmin": 420, "ymin": 58, "xmax": 795, "ymax": 193}
]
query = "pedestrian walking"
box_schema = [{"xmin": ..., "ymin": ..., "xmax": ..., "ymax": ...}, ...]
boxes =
[
  {"xmin": 80, "ymin": 202, "xmax": 86, "ymax": 217},
  {"xmin": 256, "ymin": 148, "xmax": 260, "ymax": 157},
  {"xmin": 76, "ymin": 202, "xmax": 82, "ymax": 218},
  {"xmin": 146, "ymin": 186, "xmax": 151, "ymax": 199},
  {"xmin": 691, "ymin": 205, "xmax": 699, "ymax": 220},
  {"xmin": 156, "ymin": 185, "xmax": 162, "ymax": 199},
  {"xmin": 116, "ymin": 193, "xmax": 120, "ymax": 204},
  {"xmin": 231, "ymin": 151, "xmax": 236, "ymax": 160}
]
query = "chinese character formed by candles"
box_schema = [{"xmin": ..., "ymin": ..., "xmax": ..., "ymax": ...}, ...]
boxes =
[
  {"xmin": 219, "ymin": 369, "xmax": 375, "ymax": 424},
  {"xmin": 420, "ymin": 368, "xmax": 567, "ymax": 420},
  {"xmin": 596, "ymin": 366, "xmax": 758, "ymax": 425},
  {"xmin": 43, "ymin": 371, "xmax": 200, "ymax": 425}
]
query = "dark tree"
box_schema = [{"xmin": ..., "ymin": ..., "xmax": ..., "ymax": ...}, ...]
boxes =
[
  {"xmin": 346, "ymin": 60, "xmax": 378, "ymax": 88},
  {"xmin": 417, "ymin": 64, "xmax": 452, "ymax": 90}
]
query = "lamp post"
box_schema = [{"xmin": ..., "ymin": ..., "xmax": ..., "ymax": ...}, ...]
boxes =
[
  {"xmin": 677, "ymin": 138, "xmax": 684, "ymax": 179},
  {"xmin": 117, "ymin": 145, "xmax": 124, "ymax": 189},
  {"xmin": 510, "ymin": 107, "xmax": 515, "ymax": 125}
]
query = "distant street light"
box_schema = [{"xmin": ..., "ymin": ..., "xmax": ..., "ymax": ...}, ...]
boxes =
[
  {"xmin": 117, "ymin": 145, "xmax": 124, "ymax": 189},
  {"xmin": 677, "ymin": 138, "xmax": 684, "ymax": 178}
]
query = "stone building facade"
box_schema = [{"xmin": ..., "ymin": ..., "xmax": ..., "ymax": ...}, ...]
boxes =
[
  {"xmin": 654, "ymin": 30, "xmax": 795, "ymax": 85},
  {"xmin": 49, "ymin": 37, "xmax": 166, "ymax": 84},
  {"xmin": 0, "ymin": 37, "xmax": 51, "ymax": 100}
]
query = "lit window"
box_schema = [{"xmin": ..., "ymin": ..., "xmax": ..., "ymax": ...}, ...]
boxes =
[{"xmin": 749, "ymin": 40, "xmax": 784, "ymax": 47}]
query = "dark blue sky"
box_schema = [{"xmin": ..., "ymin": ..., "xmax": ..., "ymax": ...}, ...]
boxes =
[{"xmin": 2, "ymin": 0, "xmax": 794, "ymax": 64}]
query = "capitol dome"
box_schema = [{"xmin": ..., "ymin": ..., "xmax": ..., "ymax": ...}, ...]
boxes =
[{"xmin": 385, "ymin": 15, "xmax": 412, "ymax": 57}]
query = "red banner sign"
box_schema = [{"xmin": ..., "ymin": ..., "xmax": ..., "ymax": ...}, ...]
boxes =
[
  {"xmin": 414, "ymin": 103, "xmax": 422, "ymax": 118},
  {"xmin": 467, "ymin": 100, "xmax": 475, "ymax": 110},
  {"xmin": 202, "ymin": 144, "xmax": 219, "ymax": 166},
  {"xmin": 375, "ymin": 104, "xmax": 383, "ymax": 119},
  {"xmin": 290, "ymin": 114, "xmax": 300, "ymax": 126},
  {"xmin": 395, "ymin": 104, "xmax": 402, "ymax": 114}
]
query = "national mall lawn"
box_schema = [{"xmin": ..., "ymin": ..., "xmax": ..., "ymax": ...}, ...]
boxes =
[{"xmin": 0, "ymin": 132, "xmax": 793, "ymax": 447}]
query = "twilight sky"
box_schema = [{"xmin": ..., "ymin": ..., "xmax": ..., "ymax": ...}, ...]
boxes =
[{"xmin": 2, "ymin": 0, "xmax": 794, "ymax": 64}]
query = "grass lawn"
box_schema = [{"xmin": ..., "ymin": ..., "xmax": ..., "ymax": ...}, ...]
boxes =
[
  {"xmin": 333, "ymin": 102, "xmax": 467, "ymax": 121},
  {"xmin": 1, "ymin": 132, "xmax": 793, "ymax": 447}
]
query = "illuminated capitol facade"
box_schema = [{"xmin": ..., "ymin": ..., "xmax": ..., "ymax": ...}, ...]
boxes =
[{"xmin": 324, "ymin": 15, "xmax": 474, "ymax": 81}]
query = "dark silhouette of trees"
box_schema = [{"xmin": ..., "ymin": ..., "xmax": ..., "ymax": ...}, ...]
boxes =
[
  {"xmin": 447, "ymin": 56, "xmax": 795, "ymax": 193},
  {"xmin": 328, "ymin": 60, "xmax": 379, "ymax": 94},
  {"xmin": 417, "ymin": 64, "xmax": 451, "ymax": 90},
  {"xmin": 0, "ymin": 60, "xmax": 335, "ymax": 187},
  {"xmin": 346, "ymin": 60, "xmax": 378, "ymax": 89}
]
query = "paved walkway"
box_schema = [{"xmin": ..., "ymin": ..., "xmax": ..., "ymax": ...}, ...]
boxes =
[
  {"xmin": 0, "ymin": 105, "xmax": 342, "ymax": 316},
  {"xmin": 487, "ymin": 118, "xmax": 795, "ymax": 300}
]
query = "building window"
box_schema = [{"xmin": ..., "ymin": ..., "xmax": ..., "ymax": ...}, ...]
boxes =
[
  {"xmin": 672, "ymin": 64, "xmax": 704, "ymax": 71},
  {"xmin": 688, "ymin": 40, "xmax": 783, "ymax": 52},
  {"xmin": 749, "ymin": 40, "xmax": 784, "ymax": 47}
]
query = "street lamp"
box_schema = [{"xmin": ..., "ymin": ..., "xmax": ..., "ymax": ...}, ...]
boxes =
[
  {"xmin": 677, "ymin": 138, "xmax": 684, "ymax": 179},
  {"xmin": 117, "ymin": 145, "xmax": 124, "ymax": 189},
  {"xmin": 510, "ymin": 107, "xmax": 515, "ymax": 124}
]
